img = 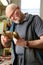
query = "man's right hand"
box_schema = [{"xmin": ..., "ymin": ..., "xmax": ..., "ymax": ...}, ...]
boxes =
[{"xmin": 1, "ymin": 34, "xmax": 11, "ymax": 48}]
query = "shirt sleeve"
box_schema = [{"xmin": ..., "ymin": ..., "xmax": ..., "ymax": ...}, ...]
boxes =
[{"xmin": 34, "ymin": 15, "xmax": 43, "ymax": 37}]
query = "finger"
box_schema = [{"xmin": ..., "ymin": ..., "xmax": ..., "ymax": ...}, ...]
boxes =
[{"xmin": 13, "ymin": 37, "xmax": 17, "ymax": 44}]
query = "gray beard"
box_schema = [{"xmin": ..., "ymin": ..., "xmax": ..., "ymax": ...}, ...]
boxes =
[{"xmin": 13, "ymin": 20, "xmax": 20, "ymax": 24}]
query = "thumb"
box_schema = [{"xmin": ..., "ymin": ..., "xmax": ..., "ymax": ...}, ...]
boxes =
[{"xmin": 13, "ymin": 37, "xmax": 17, "ymax": 44}]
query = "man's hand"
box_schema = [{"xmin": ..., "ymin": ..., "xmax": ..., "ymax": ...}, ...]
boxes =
[
  {"xmin": 2, "ymin": 31, "xmax": 13, "ymax": 39},
  {"xmin": 1, "ymin": 34, "xmax": 11, "ymax": 48},
  {"xmin": 13, "ymin": 37, "xmax": 28, "ymax": 47}
]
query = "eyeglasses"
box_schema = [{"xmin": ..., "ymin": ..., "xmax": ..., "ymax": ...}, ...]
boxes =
[{"xmin": 9, "ymin": 7, "xmax": 19, "ymax": 19}]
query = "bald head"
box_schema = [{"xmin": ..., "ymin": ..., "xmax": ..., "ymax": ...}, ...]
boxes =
[
  {"xmin": 5, "ymin": 3, "xmax": 17, "ymax": 18},
  {"xmin": 5, "ymin": 3, "xmax": 24, "ymax": 23}
]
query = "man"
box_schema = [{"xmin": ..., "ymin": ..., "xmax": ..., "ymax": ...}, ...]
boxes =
[{"xmin": 1, "ymin": 3, "xmax": 43, "ymax": 65}]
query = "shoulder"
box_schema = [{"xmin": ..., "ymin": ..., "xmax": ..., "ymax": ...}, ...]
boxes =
[{"xmin": 33, "ymin": 15, "xmax": 43, "ymax": 25}]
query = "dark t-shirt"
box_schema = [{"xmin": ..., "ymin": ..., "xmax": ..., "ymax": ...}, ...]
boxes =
[{"xmin": 10, "ymin": 14, "xmax": 43, "ymax": 65}]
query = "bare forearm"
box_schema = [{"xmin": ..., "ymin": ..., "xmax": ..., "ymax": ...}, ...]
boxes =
[
  {"xmin": 13, "ymin": 35, "xmax": 43, "ymax": 48},
  {"xmin": 27, "ymin": 39, "xmax": 43, "ymax": 48}
]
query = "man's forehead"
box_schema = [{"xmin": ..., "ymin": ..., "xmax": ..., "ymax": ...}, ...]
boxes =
[
  {"xmin": 6, "ymin": 9, "xmax": 14, "ymax": 18},
  {"xmin": 6, "ymin": 4, "xmax": 17, "ymax": 13},
  {"xmin": 5, "ymin": 4, "xmax": 17, "ymax": 17},
  {"xmin": 6, "ymin": 7, "xmax": 15, "ymax": 18}
]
